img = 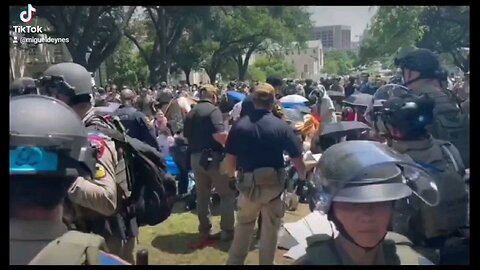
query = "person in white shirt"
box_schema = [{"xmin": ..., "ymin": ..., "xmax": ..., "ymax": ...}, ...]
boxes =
[{"xmin": 309, "ymin": 86, "xmax": 337, "ymax": 124}]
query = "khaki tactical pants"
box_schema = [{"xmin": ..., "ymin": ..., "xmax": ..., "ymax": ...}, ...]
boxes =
[
  {"xmin": 227, "ymin": 169, "xmax": 286, "ymax": 265},
  {"xmin": 191, "ymin": 153, "xmax": 235, "ymax": 234}
]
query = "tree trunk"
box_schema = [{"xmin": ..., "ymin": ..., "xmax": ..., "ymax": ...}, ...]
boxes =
[
  {"xmin": 159, "ymin": 7, "xmax": 168, "ymax": 84},
  {"xmin": 238, "ymin": 60, "xmax": 249, "ymax": 81},
  {"xmin": 183, "ymin": 67, "xmax": 192, "ymax": 85},
  {"xmin": 236, "ymin": 45, "xmax": 257, "ymax": 81},
  {"xmin": 206, "ymin": 68, "xmax": 218, "ymax": 84}
]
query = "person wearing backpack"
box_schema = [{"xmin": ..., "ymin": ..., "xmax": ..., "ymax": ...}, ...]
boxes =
[
  {"xmin": 39, "ymin": 62, "xmax": 136, "ymax": 263},
  {"xmin": 394, "ymin": 48, "xmax": 470, "ymax": 168},
  {"xmin": 369, "ymin": 92, "xmax": 469, "ymax": 265},
  {"xmin": 10, "ymin": 95, "xmax": 129, "ymax": 265}
]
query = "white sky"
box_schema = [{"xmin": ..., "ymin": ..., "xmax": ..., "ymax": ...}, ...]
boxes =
[{"xmin": 307, "ymin": 6, "xmax": 378, "ymax": 41}]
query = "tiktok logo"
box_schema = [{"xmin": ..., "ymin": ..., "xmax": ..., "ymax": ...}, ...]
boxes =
[{"xmin": 19, "ymin": 4, "xmax": 36, "ymax": 24}]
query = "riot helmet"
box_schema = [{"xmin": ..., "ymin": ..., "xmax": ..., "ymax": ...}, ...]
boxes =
[
  {"xmin": 394, "ymin": 48, "xmax": 442, "ymax": 86},
  {"xmin": 307, "ymin": 140, "xmax": 439, "ymax": 249},
  {"xmin": 10, "ymin": 95, "xmax": 97, "ymax": 179},
  {"xmin": 364, "ymin": 84, "xmax": 410, "ymax": 131},
  {"xmin": 38, "ymin": 63, "xmax": 93, "ymax": 105},
  {"xmin": 371, "ymin": 92, "xmax": 435, "ymax": 139}
]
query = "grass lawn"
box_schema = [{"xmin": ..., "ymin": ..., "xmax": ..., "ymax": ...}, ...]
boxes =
[{"xmin": 135, "ymin": 200, "xmax": 311, "ymax": 265}]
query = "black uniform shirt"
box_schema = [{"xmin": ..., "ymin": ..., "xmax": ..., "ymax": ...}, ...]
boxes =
[
  {"xmin": 183, "ymin": 100, "xmax": 225, "ymax": 153},
  {"xmin": 226, "ymin": 109, "xmax": 302, "ymax": 172}
]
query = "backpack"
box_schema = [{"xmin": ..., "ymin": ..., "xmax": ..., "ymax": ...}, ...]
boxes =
[
  {"xmin": 85, "ymin": 114, "xmax": 177, "ymax": 227},
  {"xmin": 29, "ymin": 231, "xmax": 107, "ymax": 265},
  {"xmin": 400, "ymin": 139, "xmax": 468, "ymax": 241},
  {"xmin": 419, "ymin": 86, "xmax": 470, "ymax": 167}
]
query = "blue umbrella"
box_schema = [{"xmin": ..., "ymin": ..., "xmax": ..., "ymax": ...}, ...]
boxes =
[
  {"xmin": 282, "ymin": 103, "xmax": 309, "ymax": 109},
  {"xmin": 227, "ymin": 91, "xmax": 246, "ymax": 103}
]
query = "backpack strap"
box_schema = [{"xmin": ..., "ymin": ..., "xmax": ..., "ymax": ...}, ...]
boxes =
[
  {"xmin": 436, "ymin": 140, "xmax": 466, "ymax": 176},
  {"xmin": 29, "ymin": 231, "xmax": 107, "ymax": 265}
]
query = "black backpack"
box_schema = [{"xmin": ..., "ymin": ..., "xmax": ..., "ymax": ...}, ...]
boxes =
[{"xmin": 85, "ymin": 114, "xmax": 177, "ymax": 226}]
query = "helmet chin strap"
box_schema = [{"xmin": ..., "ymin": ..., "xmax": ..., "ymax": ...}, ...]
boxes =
[{"xmin": 329, "ymin": 210, "xmax": 387, "ymax": 252}]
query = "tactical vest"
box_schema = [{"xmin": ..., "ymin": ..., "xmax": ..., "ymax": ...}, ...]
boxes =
[
  {"xmin": 393, "ymin": 138, "xmax": 468, "ymax": 242},
  {"xmin": 415, "ymin": 85, "xmax": 470, "ymax": 167},
  {"xmin": 29, "ymin": 231, "xmax": 107, "ymax": 265},
  {"xmin": 296, "ymin": 232, "xmax": 432, "ymax": 265}
]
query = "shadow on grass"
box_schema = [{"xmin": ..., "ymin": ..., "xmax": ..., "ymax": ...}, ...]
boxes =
[
  {"xmin": 171, "ymin": 199, "xmax": 222, "ymax": 216},
  {"xmin": 151, "ymin": 232, "xmax": 202, "ymax": 254},
  {"xmin": 151, "ymin": 231, "xmax": 259, "ymax": 254}
]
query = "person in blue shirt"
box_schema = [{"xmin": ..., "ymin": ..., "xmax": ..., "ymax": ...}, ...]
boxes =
[{"xmin": 113, "ymin": 89, "xmax": 159, "ymax": 150}]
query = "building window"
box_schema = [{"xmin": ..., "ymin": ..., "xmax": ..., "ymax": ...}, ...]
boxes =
[
  {"xmin": 313, "ymin": 49, "xmax": 317, "ymax": 54},
  {"xmin": 304, "ymin": 64, "xmax": 308, "ymax": 73},
  {"xmin": 292, "ymin": 60, "xmax": 295, "ymax": 65},
  {"xmin": 298, "ymin": 49, "xmax": 301, "ymax": 55},
  {"xmin": 285, "ymin": 51, "xmax": 289, "ymax": 56}
]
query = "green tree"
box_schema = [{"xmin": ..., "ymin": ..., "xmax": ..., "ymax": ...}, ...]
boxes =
[
  {"xmin": 359, "ymin": 6, "xmax": 469, "ymax": 71},
  {"xmin": 197, "ymin": 6, "xmax": 313, "ymax": 82},
  {"xmin": 13, "ymin": 6, "xmax": 136, "ymax": 72},
  {"xmin": 125, "ymin": 6, "xmax": 211, "ymax": 84},
  {"xmin": 106, "ymin": 38, "xmax": 148, "ymax": 87},
  {"xmin": 247, "ymin": 56, "xmax": 296, "ymax": 81},
  {"xmin": 323, "ymin": 51, "xmax": 355, "ymax": 75},
  {"xmin": 229, "ymin": 7, "xmax": 313, "ymax": 80}
]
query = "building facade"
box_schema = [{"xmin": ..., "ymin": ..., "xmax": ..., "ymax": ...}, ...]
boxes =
[
  {"xmin": 252, "ymin": 40, "xmax": 324, "ymax": 80},
  {"xmin": 312, "ymin": 25, "xmax": 351, "ymax": 50}
]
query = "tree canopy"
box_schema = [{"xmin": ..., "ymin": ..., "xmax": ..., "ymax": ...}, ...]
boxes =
[{"xmin": 359, "ymin": 6, "xmax": 469, "ymax": 71}]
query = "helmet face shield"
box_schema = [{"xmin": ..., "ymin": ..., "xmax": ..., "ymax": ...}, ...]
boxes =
[
  {"xmin": 309, "ymin": 141, "xmax": 440, "ymax": 213},
  {"xmin": 399, "ymin": 164, "xmax": 440, "ymax": 206}
]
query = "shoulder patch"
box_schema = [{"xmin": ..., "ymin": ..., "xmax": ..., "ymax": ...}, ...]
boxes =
[
  {"xmin": 88, "ymin": 133, "xmax": 108, "ymax": 159},
  {"xmin": 95, "ymin": 163, "xmax": 107, "ymax": 179}
]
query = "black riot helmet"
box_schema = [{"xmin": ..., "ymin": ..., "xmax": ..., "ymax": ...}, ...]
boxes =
[
  {"xmin": 38, "ymin": 62, "xmax": 93, "ymax": 105},
  {"xmin": 394, "ymin": 48, "xmax": 443, "ymax": 86},
  {"xmin": 10, "ymin": 95, "xmax": 97, "ymax": 179},
  {"xmin": 373, "ymin": 92, "xmax": 435, "ymax": 140},
  {"xmin": 364, "ymin": 84, "xmax": 410, "ymax": 132}
]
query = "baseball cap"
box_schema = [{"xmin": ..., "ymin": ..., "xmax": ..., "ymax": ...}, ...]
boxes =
[{"xmin": 253, "ymin": 83, "xmax": 275, "ymax": 101}]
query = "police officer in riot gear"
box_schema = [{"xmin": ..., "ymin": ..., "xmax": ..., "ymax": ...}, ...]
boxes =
[
  {"xmin": 394, "ymin": 47, "xmax": 469, "ymax": 167},
  {"xmin": 367, "ymin": 88, "xmax": 469, "ymax": 265},
  {"xmin": 296, "ymin": 140, "xmax": 437, "ymax": 265},
  {"xmin": 10, "ymin": 95, "xmax": 128, "ymax": 265},
  {"xmin": 38, "ymin": 62, "xmax": 136, "ymax": 263}
]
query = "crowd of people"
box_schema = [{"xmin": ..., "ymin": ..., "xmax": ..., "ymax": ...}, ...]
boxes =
[{"xmin": 10, "ymin": 47, "xmax": 470, "ymax": 265}]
